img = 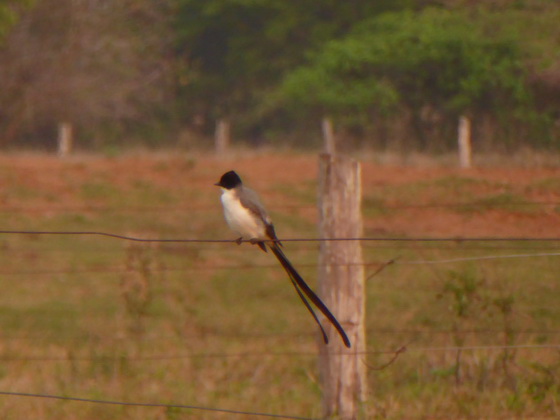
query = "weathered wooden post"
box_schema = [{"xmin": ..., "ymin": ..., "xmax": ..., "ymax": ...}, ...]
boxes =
[
  {"xmin": 458, "ymin": 115, "xmax": 472, "ymax": 169},
  {"xmin": 215, "ymin": 118, "xmax": 230, "ymax": 156},
  {"xmin": 318, "ymin": 153, "xmax": 367, "ymax": 419},
  {"xmin": 322, "ymin": 117, "xmax": 336, "ymax": 155},
  {"xmin": 57, "ymin": 122, "xmax": 73, "ymax": 157}
]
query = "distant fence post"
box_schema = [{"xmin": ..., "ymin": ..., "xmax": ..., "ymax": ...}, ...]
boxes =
[
  {"xmin": 318, "ymin": 153, "xmax": 367, "ymax": 419},
  {"xmin": 57, "ymin": 122, "xmax": 73, "ymax": 157},
  {"xmin": 458, "ymin": 115, "xmax": 472, "ymax": 169},
  {"xmin": 322, "ymin": 117, "xmax": 336, "ymax": 155},
  {"xmin": 215, "ymin": 118, "xmax": 230, "ymax": 156}
]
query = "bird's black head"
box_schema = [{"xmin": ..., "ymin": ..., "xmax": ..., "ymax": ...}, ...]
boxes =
[{"xmin": 214, "ymin": 170, "xmax": 242, "ymax": 189}]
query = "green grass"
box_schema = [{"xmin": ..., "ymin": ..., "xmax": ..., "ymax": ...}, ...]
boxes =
[
  {"xmin": 362, "ymin": 175, "xmax": 514, "ymax": 218},
  {"xmin": 526, "ymin": 176, "xmax": 560, "ymax": 194},
  {"xmin": 383, "ymin": 175, "xmax": 494, "ymax": 203},
  {"xmin": 458, "ymin": 192, "xmax": 537, "ymax": 213}
]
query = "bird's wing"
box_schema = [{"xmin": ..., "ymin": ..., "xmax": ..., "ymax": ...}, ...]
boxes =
[
  {"xmin": 239, "ymin": 187, "xmax": 272, "ymax": 225},
  {"xmin": 239, "ymin": 186, "xmax": 281, "ymax": 247}
]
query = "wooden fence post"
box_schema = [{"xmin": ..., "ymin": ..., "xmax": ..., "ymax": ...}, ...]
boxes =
[
  {"xmin": 57, "ymin": 122, "xmax": 73, "ymax": 157},
  {"xmin": 215, "ymin": 118, "xmax": 230, "ymax": 156},
  {"xmin": 318, "ymin": 154, "xmax": 367, "ymax": 419},
  {"xmin": 322, "ymin": 117, "xmax": 336, "ymax": 155},
  {"xmin": 458, "ymin": 115, "xmax": 472, "ymax": 169}
]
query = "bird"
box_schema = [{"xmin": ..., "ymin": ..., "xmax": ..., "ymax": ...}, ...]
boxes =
[{"xmin": 214, "ymin": 170, "xmax": 351, "ymax": 348}]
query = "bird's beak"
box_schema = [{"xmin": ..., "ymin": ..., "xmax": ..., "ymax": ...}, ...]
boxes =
[{"xmin": 214, "ymin": 182, "xmax": 222, "ymax": 187}]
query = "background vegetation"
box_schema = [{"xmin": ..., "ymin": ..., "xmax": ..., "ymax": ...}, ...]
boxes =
[{"xmin": 0, "ymin": 0, "xmax": 559, "ymax": 152}]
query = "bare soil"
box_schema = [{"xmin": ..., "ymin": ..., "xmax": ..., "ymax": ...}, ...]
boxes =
[{"xmin": 1, "ymin": 152, "xmax": 558, "ymax": 238}]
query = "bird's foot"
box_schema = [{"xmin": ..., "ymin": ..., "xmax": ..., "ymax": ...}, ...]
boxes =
[{"xmin": 235, "ymin": 237, "xmax": 243, "ymax": 245}]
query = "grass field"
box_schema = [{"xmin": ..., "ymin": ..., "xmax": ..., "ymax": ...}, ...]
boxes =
[{"xmin": 0, "ymin": 151, "xmax": 559, "ymax": 419}]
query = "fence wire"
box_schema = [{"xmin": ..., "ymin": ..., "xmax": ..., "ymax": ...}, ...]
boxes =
[{"xmin": 0, "ymin": 391, "xmax": 315, "ymax": 420}]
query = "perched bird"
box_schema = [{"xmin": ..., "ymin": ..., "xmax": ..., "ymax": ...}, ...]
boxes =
[{"xmin": 215, "ymin": 170, "xmax": 351, "ymax": 348}]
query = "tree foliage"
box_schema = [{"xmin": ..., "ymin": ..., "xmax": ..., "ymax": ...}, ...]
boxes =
[
  {"xmin": 0, "ymin": 0, "xmax": 559, "ymax": 150},
  {"xmin": 173, "ymin": 0, "xmax": 412, "ymax": 126},
  {"xmin": 0, "ymin": 0, "xmax": 33, "ymax": 41},
  {"xmin": 278, "ymin": 8, "xmax": 531, "ymax": 146},
  {"xmin": 0, "ymin": 0, "xmax": 172, "ymax": 146}
]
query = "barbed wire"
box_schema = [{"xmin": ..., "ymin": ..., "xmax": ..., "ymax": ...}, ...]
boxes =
[
  {"xmin": 0, "ymin": 343, "xmax": 558, "ymax": 362},
  {"xmin": 1, "ymin": 199, "xmax": 559, "ymax": 213},
  {"xmin": 1, "ymin": 230, "xmax": 559, "ymax": 243},
  {"xmin": 0, "ymin": 251, "xmax": 557, "ymax": 277},
  {"xmin": 403, "ymin": 251, "xmax": 560, "ymax": 265},
  {"xmin": 4, "ymin": 242, "xmax": 559, "ymax": 254},
  {"xmin": 414, "ymin": 344, "xmax": 560, "ymax": 352},
  {"xmin": 0, "ymin": 328, "xmax": 559, "ymax": 343},
  {"xmin": 0, "ymin": 391, "xmax": 315, "ymax": 420},
  {"xmin": 0, "ymin": 389, "xmax": 555, "ymax": 420},
  {"xmin": 0, "ymin": 230, "xmax": 224, "ymax": 243}
]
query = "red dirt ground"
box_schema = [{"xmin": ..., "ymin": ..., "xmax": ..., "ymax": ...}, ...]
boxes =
[{"xmin": 1, "ymin": 152, "xmax": 559, "ymax": 238}]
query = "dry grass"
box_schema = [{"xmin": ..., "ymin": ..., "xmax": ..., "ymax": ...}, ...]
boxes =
[{"xmin": 0, "ymin": 151, "xmax": 559, "ymax": 419}]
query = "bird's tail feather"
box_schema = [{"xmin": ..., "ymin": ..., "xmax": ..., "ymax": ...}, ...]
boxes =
[
  {"xmin": 269, "ymin": 243, "xmax": 351, "ymax": 348},
  {"xmin": 288, "ymin": 275, "xmax": 329, "ymax": 344}
]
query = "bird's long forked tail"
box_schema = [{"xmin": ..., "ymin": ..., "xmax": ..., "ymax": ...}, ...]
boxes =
[{"xmin": 269, "ymin": 243, "xmax": 351, "ymax": 348}]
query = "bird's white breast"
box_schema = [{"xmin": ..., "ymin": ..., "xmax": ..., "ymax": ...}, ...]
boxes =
[{"xmin": 220, "ymin": 189, "xmax": 266, "ymax": 240}]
